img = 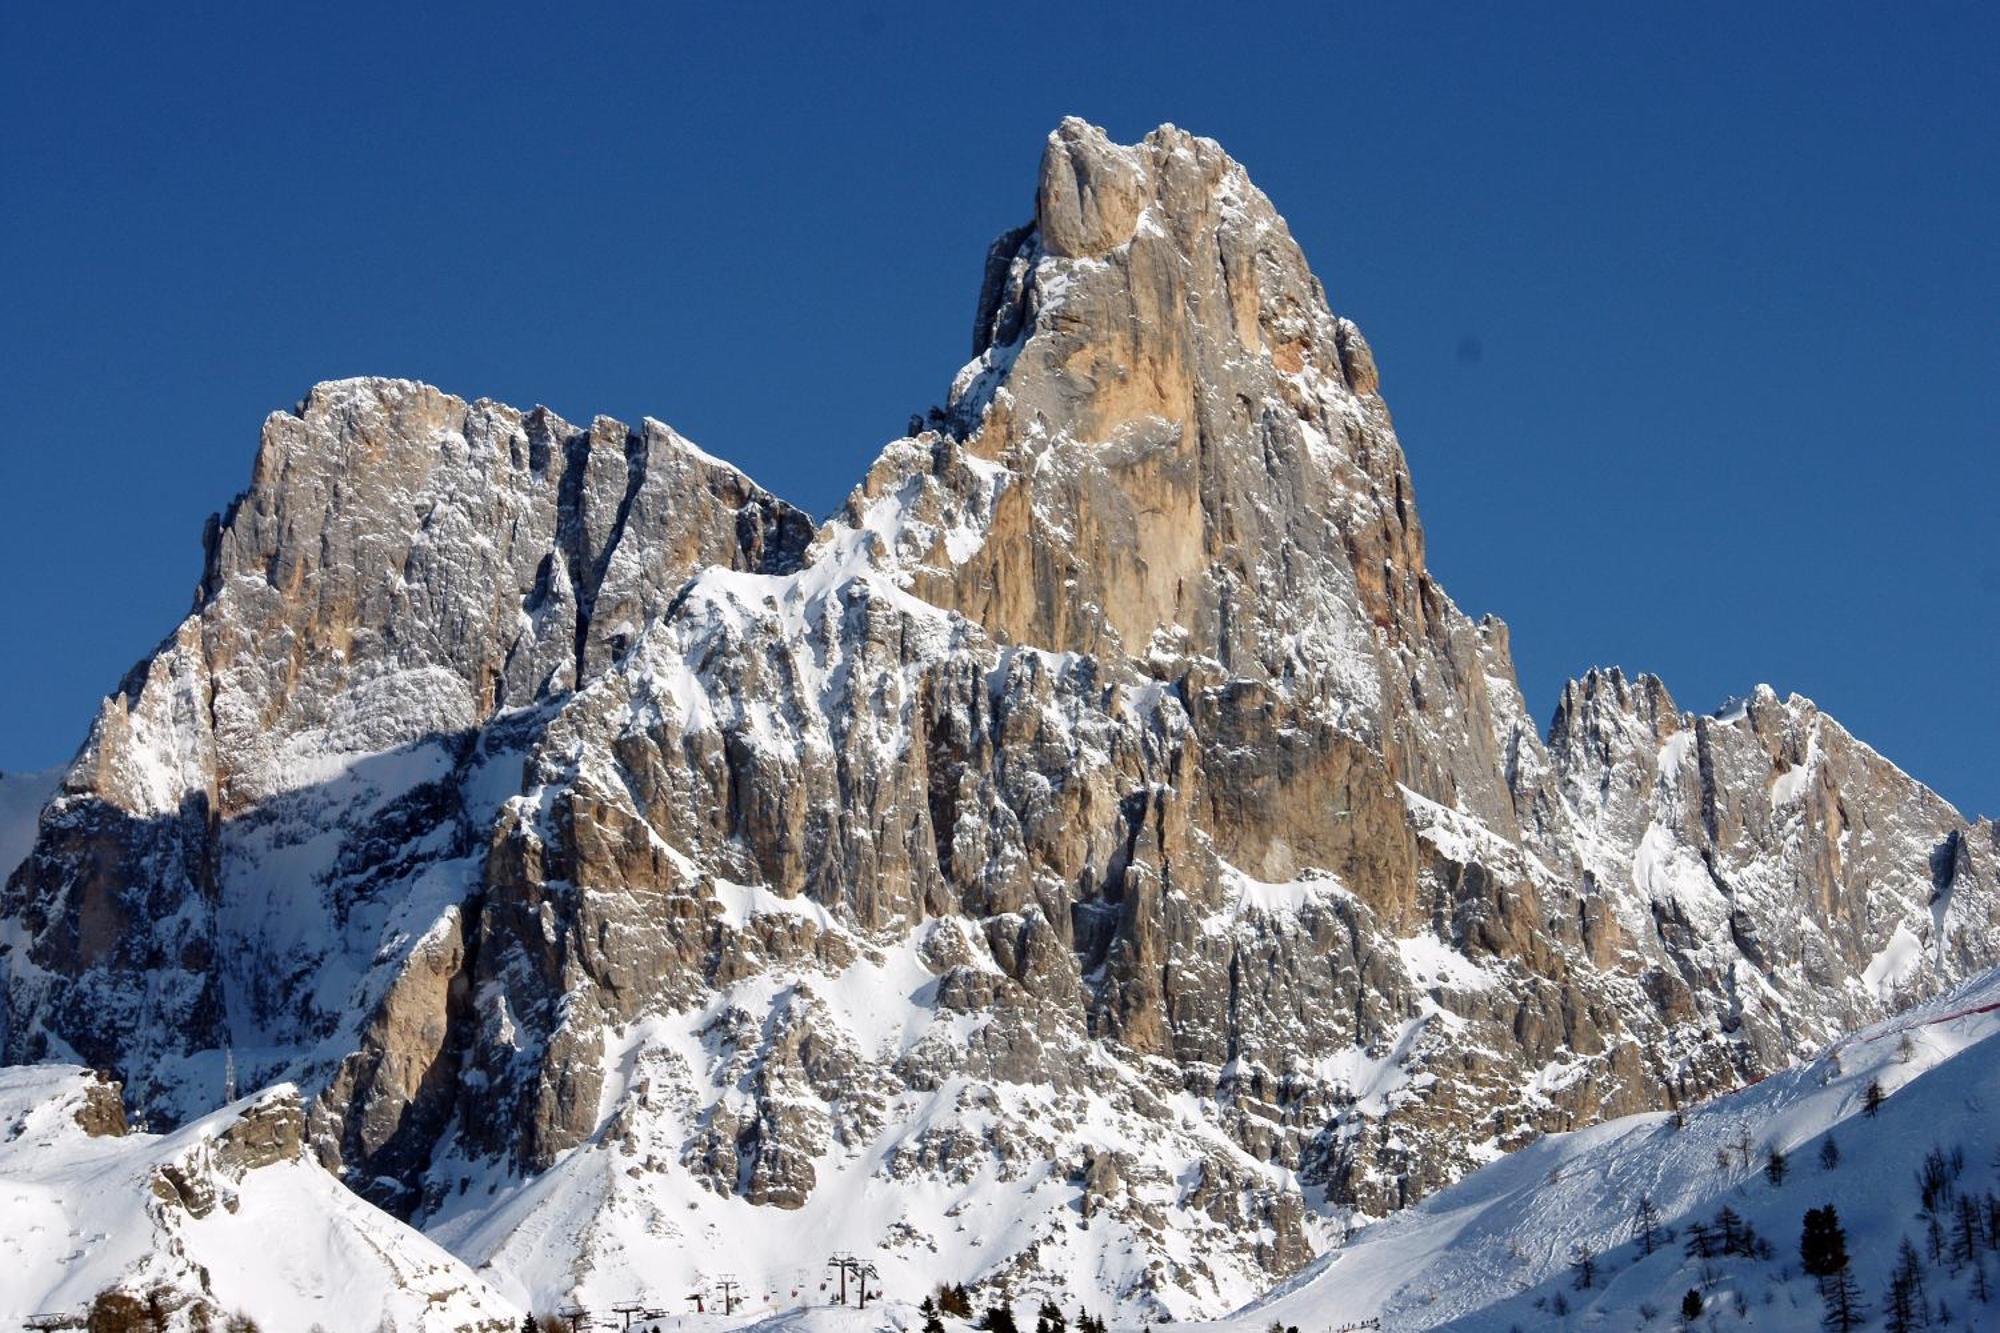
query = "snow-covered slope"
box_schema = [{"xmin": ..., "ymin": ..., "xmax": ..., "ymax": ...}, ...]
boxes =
[
  {"xmin": 1215, "ymin": 968, "xmax": 2000, "ymax": 1330},
  {"xmin": 0, "ymin": 1066, "xmax": 518, "ymax": 1331},
  {"xmin": 421, "ymin": 906, "xmax": 1322, "ymax": 1320}
]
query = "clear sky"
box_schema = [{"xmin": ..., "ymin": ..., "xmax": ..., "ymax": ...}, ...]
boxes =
[{"xmin": 3, "ymin": 4, "xmax": 1994, "ymax": 818}]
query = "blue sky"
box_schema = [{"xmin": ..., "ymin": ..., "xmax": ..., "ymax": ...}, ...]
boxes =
[{"xmin": 3, "ymin": 4, "xmax": 1994, "ymax": 817}]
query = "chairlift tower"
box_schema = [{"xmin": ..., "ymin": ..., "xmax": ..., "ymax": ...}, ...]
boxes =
[{"xmin": 826, "ymin": 1252, "xmax": 857, "ymax": 1305}]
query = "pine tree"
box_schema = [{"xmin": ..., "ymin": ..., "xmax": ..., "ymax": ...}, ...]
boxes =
[
  {"xmin": 1767, "ymin": 1145, "xmax": 1790, "ymax": 1185},
  {"xmin": 1820, "ymin": 1137, "xmax": 1842, "ymax": 1171},
  {"xmin": 922, "ymin": 1298, "xmax": 945, "ymax": 1333},
  {"xmin": 1885, "ymin": 1237, "xmax": 1929, "ymax": 1333},
  {"xmin": 1884, "ymin": 1271, "xmax": 1919, "ymax": 1333},
  {"xmin": 1684, "ymin": 1219, "xmax": 1717, "ymax": 1260},
  {"xmin": 1954, "ymin": 1196, "xmax": 1982, "ymax": 1268},
  {"xmin": 1633, "ymin": 1194, "xmax": 1666, "ymax": 1256},
  {"xmin": 1679, "ymin": 1288, "xmax": 1703, "ymax": 1329},
  {"xmin": 981, "ymin": 1303, "xmax": 1018, "ymax": 1333},
  {"xmin": 1571, "ymin": 1241, "xmax": 1598, "ymax": 1290},
  {"xmin": 1717, "ymin": 1204, "xmax": 1749, "ymax": 1256},
  {"xmin": 520, "ymin": 1318, "xmax": 537, "ymax": 1333},
  {"xmin": 1802, "ymin": 1204, "xmax": 1852, "ymax": 1281},
  {"xmin": 1920, "ymin": 1146, "xmax": 1958, "ymax": 1215},
  {"xmin": 1821, "ymin": 1269, "xmax": 1864, "ymax": 1333},
  {"xmin": 939, "ymin": 1286, "xmax": 974, "ymax": 1319},
  {"xmin": 1865, "ymin": 1079, "xmax": 1887, "ymax": 1117}
]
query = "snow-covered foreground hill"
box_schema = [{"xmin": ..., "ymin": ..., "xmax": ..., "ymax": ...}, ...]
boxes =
[
  {"xmin": 7, "ymin": 963, "xmax": 2000, "ymax": 1331},
  {"xmin": 0, "ymin": 1066, "xmax": 517, "ymax": 1332},
  {"xmin": 1202, "ymin": 967, "xmax": 2000, "ymax": 1331}
]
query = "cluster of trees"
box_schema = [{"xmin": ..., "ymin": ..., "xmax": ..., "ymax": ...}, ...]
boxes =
[
  {"xmin": 85, "ymin": 1289, "xmax": 265, "ymax": 1333},
  {"xmin": 1879, "ymin": 1142, "xmax": 2000, "ymax": 1331},
  {"xmin": 1683, "ymin": 1204, "xmax": 1776, "ymax": 1264},
  {"xmin": 1792, "ymin": 1136, "xmax": 2000, "ymax": 1333},
  {"xmin": 1529, "ymin": 1103, "xmax": 2000, "ymax": 1333},
  {"xmin": 961, "ymin": 1296, "xmax": 1108, "ymax": 1333}
]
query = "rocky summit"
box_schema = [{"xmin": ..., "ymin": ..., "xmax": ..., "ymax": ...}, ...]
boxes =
[{"xmin": 2, "ymin": 119, "xmax": 1993, "ymax": 1320}]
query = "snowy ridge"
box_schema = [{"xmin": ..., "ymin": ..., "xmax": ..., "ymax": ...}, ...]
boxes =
[{"xmin": 0, "ymin": 1066, "xmax": 517, "ymax": 1331}]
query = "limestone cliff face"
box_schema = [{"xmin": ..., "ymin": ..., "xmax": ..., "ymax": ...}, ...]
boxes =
[{"xmin": 1, "ymin": 120, "xmax": 1989, "ymax": 1318}]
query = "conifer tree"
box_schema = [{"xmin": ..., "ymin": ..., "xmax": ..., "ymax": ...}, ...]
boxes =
[
  {"xmin": 1820, "ymin": 1137, "xmax": 1842, "ymax": 1171},
  {"xmin": 1801, "ymin": 1204, "xmax": 1852, "ymax": 1283},
  {"xmin": 1953, "ymin": 1196, "xmax": 1982, "ymax": 1268},
  {"xmin": 1570, "ymin": 1242, "xmax": 1598, "ymax": 1290},
  {"xmin": 1679, "ymin": 1288, "xmax": 1702, "ymax": 1330},
  {"xmin": 1919, "ymin": 1146, "xmax": 1957, "ymax": 1214},
  {"xmin": 1716, "ymin": 1204, "xmax": 1749, "ymax": 1256},
  {"xmin": 1865, "ymin": 1079, "xmax": 1887, "ymax": 1117},
  {"xmin": 1633, "ymin": 1194, "xmax": 1666, "ymax": 1255},
  {"xmin": 1821, "ymin": 1269, "xmax": 1864, "ymax": 1333},
  {"xmin": 1767, "ymin": 1145, "xmax": 1790, "ymax": 1185},
  {"xmin": 1884, "ymin": 1237, "xmax": 1928, "ymax": 1333}
]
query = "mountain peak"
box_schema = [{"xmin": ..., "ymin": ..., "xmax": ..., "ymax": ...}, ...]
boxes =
[
  {"xmin": 3, "ymin": 118, "xmax": 1992, "ymax": 1326},
  {"xmin": 1034, "ymin": 117, "xmax": 1155, "ymax": 258}
]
